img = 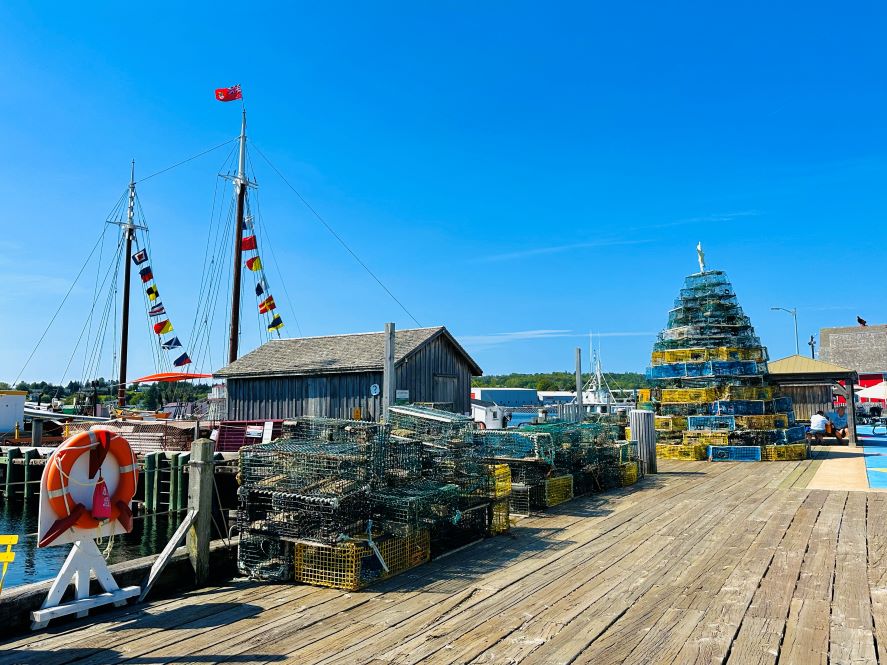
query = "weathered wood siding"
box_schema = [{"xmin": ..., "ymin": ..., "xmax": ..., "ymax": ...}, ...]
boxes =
[
  {"xmin": 227, "ymin": 372, "xmax": 384, "ymax": 421},
  {"xmin": 226, "ymin": 332, "xmax": 476, "ymax": 421},
  {"xmin": 395, "ymin": 333, "xmax": 474, "ymax": 415},
  {"xmin": 776, "ymin": 383, "xmax": 833, "ymax": 421}
]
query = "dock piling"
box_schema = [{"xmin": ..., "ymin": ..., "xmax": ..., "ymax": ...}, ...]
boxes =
[{"xmin": 186, "ymin": 438, "xmax": 215, "ymax": 585}]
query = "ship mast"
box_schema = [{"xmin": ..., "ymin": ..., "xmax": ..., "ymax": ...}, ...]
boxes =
[
  {"xmin": 117, "ymin": 161, "xmax": 136, "ymax": 407},
  {"xmin": 228, "ymin": 110, "xmax": 248, "ymax": 364}
]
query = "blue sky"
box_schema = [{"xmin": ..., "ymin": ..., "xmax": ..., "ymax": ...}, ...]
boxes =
[{"xmin": 1, "ymin": 2, "xmax": 884, "ymax": 383}]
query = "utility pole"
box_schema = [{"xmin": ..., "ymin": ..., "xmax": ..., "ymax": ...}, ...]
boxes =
[
  {"xmin": 575, "ymin": 347, "xmax": 583, "ymax": 421},
  {"xmin": 228, "ymin": 110, "xmax": 248, "ymax": 364}
]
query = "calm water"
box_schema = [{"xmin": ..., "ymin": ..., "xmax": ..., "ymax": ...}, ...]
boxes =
[{"xmin": 0, "ymin": 503, "xmax": 184, "ymax": 589}]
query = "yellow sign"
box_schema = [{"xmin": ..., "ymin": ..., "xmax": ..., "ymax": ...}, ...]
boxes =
[{"xmin": 0, "ymin": 534, "xmax": 18, "ymax": 596}]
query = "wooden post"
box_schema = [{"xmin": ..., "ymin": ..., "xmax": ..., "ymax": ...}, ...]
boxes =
[
  {"xmin": 30, "ymin": 419, "xmax": 43, "ymax": 447},
  {"xmin": 186, "ymin": 438, "xmax": 215, "ymax": 586},
  {"xmin": 22, "ymin": 448, "xmax": 38, "ymax": 501},
  {"xmin": 847, "ymin": 377, "xmax": 858, "ymax": 448},
  {"xmin": 575, "ymin": 347, "xmax": 584, "ymax": 422},
  {"xmin": 5, "ymin": 448, "xmax": 20, "ymax": 500},
  {"xmin": 144, "ymin": 453, "xmax": 156, "ymax": 514},
  {"xmin": 383, "ymin": 322, "xmax": 396, "ymax": 421}
]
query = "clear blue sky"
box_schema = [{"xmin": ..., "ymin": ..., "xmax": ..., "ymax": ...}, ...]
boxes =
[{"xmin": 2, "ymin": 2, "xmax": 884, "ymax": 383}]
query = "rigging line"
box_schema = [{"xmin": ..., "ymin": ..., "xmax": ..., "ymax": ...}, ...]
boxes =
[
  {"xmin": 250, "ymin": 142, "xmax": 423, "ymax": 328},
  {"xmin": 136, "ymin": 137, "xmax": 240, "ymax": 184},
  {"xmin": 60, "ymin": 237, "xmax": 124, "ymax": 395},
  {"xmin": 246, "ymin": 160, "xmax": 304, "ymax": 337},
  {"xmin": 13, "ymin": 230, "xmax": 109, "ymax": 386}
]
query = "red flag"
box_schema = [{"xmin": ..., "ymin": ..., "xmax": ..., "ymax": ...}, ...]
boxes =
[
  {"xmin": 241, "ymin": 235, "xmax": 257, "ymax": 251},
  {"xmin": 258, "ymin": 296, "xmax": 276, "ymax": 314},
  {"xmin": 215, "ymin": 84, "xmax": 242, "ymax": 102}
]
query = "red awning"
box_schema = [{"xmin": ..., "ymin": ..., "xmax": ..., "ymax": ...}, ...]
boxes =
[{"xmin": 129, "ymin": 372, "xmax": 214, "ymax": 384}]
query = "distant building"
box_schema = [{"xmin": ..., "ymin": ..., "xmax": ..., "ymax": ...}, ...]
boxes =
[
  {"xmin": 469, "ymin": 387, "xmax": 540, "ymax": 408},
  {"xmin": 819, "ymin": 324, "xmax": 887, "ymax": 388},
  {"xmin": 215, "ymin": 326, "xmax": 482, "ymax": 421}
]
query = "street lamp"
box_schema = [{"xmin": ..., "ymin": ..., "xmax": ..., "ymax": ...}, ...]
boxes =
[{"xmin": 771, "ymin": 307, "xmax": 799, "ymax": 355}]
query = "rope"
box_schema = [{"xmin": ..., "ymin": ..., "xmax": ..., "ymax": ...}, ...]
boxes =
[
  {"xmin": 12, "ymin": 229, "xmax": 108, "ymax": 385},
  {"xmin": 250, "ymin": 142, "xmax": 423, "ymax": 328},
  {"xmin": 136, "ymin": 138, "xmax": 239, "ymax": 184}
]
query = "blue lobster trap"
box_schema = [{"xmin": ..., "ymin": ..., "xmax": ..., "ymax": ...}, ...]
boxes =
[
  {"xmin": 778, "ymin": 425, "xmax": 806, "ymax": 443},
  {"xmin": 688, "ymin": 415, "xmax": 736, "ymax": 431},
  {"xmin": 711, "ymin": 400, "xmax": 766, "ymax": 416},
  {"xmin": 708, "ymin": 445, "xmax": 761, "ymax": 462}
]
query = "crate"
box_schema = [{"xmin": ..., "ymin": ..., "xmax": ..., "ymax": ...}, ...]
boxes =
[
  {"xmin": 660, "ymin": 388, "xmax": 719, "ymax": 404},
  {"xmin": 294, "ymin": 529, "xmax": 430, "ymax": 591},
  {"xmin": 620, "ymin": 461, "xmax": 639, "ymax": 486},
  {"xmin": 708, "ymin": 445, "xmax": 761, "ymax": 462},
  {"xmin": 683, "ymin": 431, "xmax": 729, "ymax": 446},
  {"xmin": 721, "ymin": 386, "xmax": 774, "ymax": 401},
  {"xmin": 542, "ymin": 475, "xmax": 574, "ymax": 507},
  {"xmin": 656, "ymin": 444, "xmax": 707, "ymax": 460},
  {"xmin": 760, "ymin": 443, "xmax": 808, "ymax": 461},
  {"xmin": 734, "ymin": 414, "xmax": 788, "ymax": 430},
  {"xmin": 687, "ymin": 415, "xmax": 736, "ymax": 431},
  {"xmin": 489, "ymin": 499, "xmax": 510, "ymax": 534}
]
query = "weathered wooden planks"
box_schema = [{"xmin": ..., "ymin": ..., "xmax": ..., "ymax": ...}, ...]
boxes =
[{"xmin": 4, "ymin": 458, "xmax": 887, "ymax": 665}]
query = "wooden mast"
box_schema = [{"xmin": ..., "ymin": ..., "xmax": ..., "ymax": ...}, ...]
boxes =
[
  {"xmin": 117, "ymin": 161, "xmax": 136, "ymax": 407},
  {"xmin": 228, "ymin": 110, "xmax": 247, "ymax": 364}
]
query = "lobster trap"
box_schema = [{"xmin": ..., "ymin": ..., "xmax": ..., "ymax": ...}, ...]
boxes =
[
  {"xmin": 293, "ymin": 529, "xmax": 430, "ymax": 591},
  {"xmin": 370, "ymin": 480, "xmax": 460, "ymax": 537},
  {"xmin": 620, "ymin": 461, "xmax": 639, "ymax": 486},
  {"xmin": 509, "ymin": 483, "xmax": 532, "ymax": 517},
  {"xmin": 656, "ymin": 443, "xmax": 708, "ymax": 460},
  {"xmin": 388, "ymin": 405, "xmax": 475, "ymax": 443},
  {"xmin": 475, "ymin": 430, "xmax": 556, "ymax": 465},
  {"xmin": 238, "ymin": 528, "xmax": 295, "ymax": 582},
  {"xmin": 540, "ymin": 475, "xmax": 574, "ymax": 507},
  {"xmin": 237, "ymin": 486, "xmax": 369, "ymax": 545},
  {"xmin": 430, "ymin": 503, "xmax": 490, "ymax": 556},
  {"xmin": 489, "ymin": 499, "xmax": 510, "ymax": 535},
  {"xmin": 760, "ymin": 443, "xmax": 808, "ymax": 461},
  {"xmin": 687, "ymin": 415, "xmax": 736, "ymax": 431}
]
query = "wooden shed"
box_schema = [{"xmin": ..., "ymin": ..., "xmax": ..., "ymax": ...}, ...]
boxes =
[
  {"xmin": 768, "ymin": 354, "xmax": 858, "ymax": 444},
  {"xmin": 214, "ymin": 326, "xmax": 483, "ymax": 421}
]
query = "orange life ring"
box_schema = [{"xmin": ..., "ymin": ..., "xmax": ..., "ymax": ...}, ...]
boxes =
[{"xmin": 45, "ymin": 429, "xmax": 138, "ymax": 530}]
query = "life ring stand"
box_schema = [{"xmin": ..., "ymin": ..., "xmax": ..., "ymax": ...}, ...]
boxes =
[{"xmin": 38, "ymin": 429, "xmax": 138, "ymax": 548}]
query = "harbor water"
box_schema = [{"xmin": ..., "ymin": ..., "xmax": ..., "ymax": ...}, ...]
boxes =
[{"xmin": 0, "ymin": 503, "xmax": 185, "ymax": 589}]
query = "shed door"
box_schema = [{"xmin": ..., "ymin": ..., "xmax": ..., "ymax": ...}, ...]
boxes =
[
  {"xmin": 307, "ymin": 377, "xmax": 328, "ymax": 417},
  {"xmin": 433, "ymin": 374, "xmax": 458, "ymax": 408}
]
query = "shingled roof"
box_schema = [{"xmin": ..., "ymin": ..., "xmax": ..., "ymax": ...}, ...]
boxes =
[{"xmin": 215, "ymin": 326, "xmax": 482, "ymax": 378}]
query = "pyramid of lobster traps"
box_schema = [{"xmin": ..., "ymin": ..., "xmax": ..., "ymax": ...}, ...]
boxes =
[{"xmin": 642, "ymin": 268, "xmax": 807, "ymax": 462}]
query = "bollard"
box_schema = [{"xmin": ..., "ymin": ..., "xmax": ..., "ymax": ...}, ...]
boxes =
[{"xmin": 186, "ymin": 438, "xmax": 215, "ymax": 585}]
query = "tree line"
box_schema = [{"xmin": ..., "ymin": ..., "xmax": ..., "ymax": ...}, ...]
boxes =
[
  {"xmin": 3, "ymin": 379, "xmax": 211, "ymax": 411},
  {"xmin": 472, "ymin": 371, "xmax": 650, "ymax": 392}
]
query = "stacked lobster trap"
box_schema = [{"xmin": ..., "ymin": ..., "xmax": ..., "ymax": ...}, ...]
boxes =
[{"xmin": 647, "ymin": 269, "xmax": 807, "ymax": 462}]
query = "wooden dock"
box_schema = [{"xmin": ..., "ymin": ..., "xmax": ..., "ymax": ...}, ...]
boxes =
[{"xmin": 2, "ymin": 455, "xmax": 886, "ymax": 664}]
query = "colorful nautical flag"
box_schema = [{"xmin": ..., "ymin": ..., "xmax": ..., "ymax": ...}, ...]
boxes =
[
  {"xmin": 161, "ymin": 337, "xmax": 182, "ymax": 350},
  {"xmin": 241, "ymin": 235, "xmax": 257, "ymax": 251},
  {"xmin": 258, "ymin": 296, "xmax": 276, "ymax": 314},
  {"xmin": 267, "ymin": 314, "xmax": 284, "ymax": 331},
  {"xmin": 255, "ymin": 279, "xmax": 265, "ymax": 296},
  {"xmin": 148, "ymin": 303, "xmax": 166, "ymax": 317},
  {"xmin": 132, "ymin": 249, "xmax": 148, "ymax": 265},
  {"xmin": 246, "ymin": 256, "xmax": 262, "ymax": 271},
  {"xmin": 173, "ymin": 353, "xmax": 192, "ymax": 367},
  {"xmin": 139, "ymin": 266, "xmax": 153, "ymax": 283},
  {"xmin": 215, "ymin": 84, "xmax": 242, "ymax": 102},
  {"xmin": 146, "ymin": 285, "xmax": 159, "ymax": 301},
  {"xmin": 153, "ymin": 320, "xmax": 173, "ymax": 335}
]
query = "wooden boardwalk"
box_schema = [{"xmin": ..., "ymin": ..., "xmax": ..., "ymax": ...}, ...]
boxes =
[{"xmin": 3, "ymin": 456, "xmax": 886, "ymax": 664}]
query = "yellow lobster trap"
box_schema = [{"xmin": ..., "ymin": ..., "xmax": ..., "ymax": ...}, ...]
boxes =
[
  {"xmin": 294, "ymin": 529, "xmax": 430, "ymax": 591},
  {"xmin": 760, "ymin": 443, "xmax": 808, "ymax": 461},
  {"xmin": 660, "ymin": 387, "xmax": 719, "ymax": 404},
  {"xmin": 656, "ymin": 443, "xmax": 708, "ymax": 460}
]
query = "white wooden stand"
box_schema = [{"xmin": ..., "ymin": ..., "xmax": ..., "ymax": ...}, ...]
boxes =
[{"xmin": 30, "ymin": 539, "xmax": 141, "ymax": 630}]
